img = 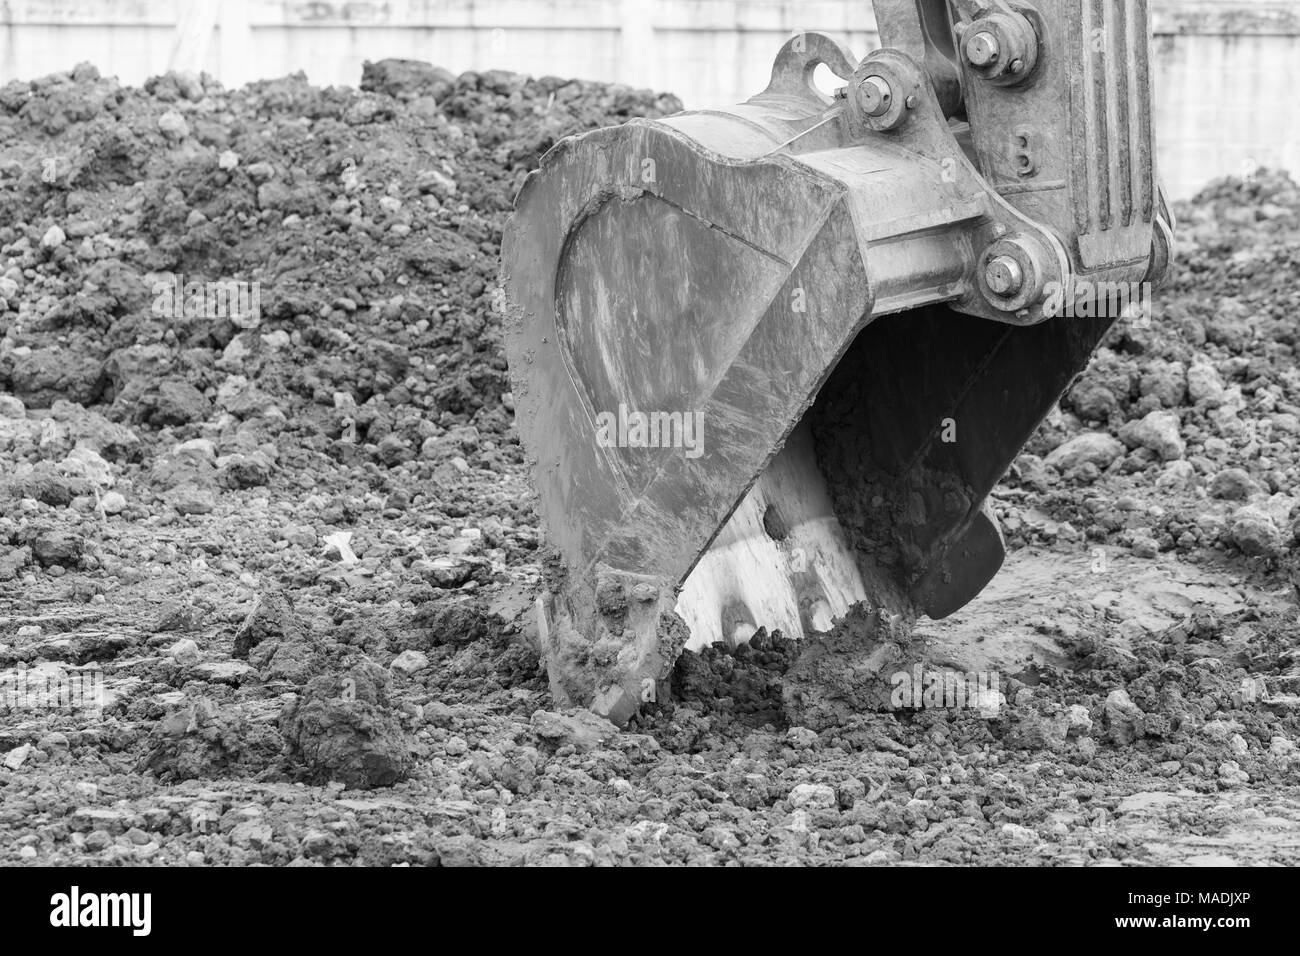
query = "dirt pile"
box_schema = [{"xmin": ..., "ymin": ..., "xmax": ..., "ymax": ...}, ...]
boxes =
[
  {"xmin": 1013, "ymin": 170, "xmax": 1300, "ymax": 565},
  {"xmin": 0, "ymin": 59, "xmax": 680, "ymax": 824}
]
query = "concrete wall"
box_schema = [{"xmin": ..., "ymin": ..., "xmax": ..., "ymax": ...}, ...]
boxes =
[
  {"xmin": 1, "ymin": 0, "xmax": 1298, "ymax": 198},
  {"xmin": 1152, "ymin": 3, "xmax": 1300, "ymax": 199}
]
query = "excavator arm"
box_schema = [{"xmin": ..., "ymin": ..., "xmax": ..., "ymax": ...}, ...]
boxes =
[{"xmin": 501, "ymin": 0, "xmax": 1173, "ymax": 724}]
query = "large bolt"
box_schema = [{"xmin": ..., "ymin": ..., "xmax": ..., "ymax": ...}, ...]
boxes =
[
  {"xmin": 985, "ymin": 255, "xmax": 1024, "ymax": 296},
  {"xmin": 858, "ymin": 75, "xmax": 893, "ymax": 117},
  {"xmin": 965, "ymin": 31, "xmax": 1001, "ymax": 68}
]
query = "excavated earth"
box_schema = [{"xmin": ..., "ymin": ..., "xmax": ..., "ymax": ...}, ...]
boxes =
[{"xmin": 1, "ymin": 61, "xmax": 1299, "ymax": 866}]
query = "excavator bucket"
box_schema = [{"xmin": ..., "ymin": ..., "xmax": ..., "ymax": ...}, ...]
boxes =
[{"xmin": 501, "ymin": 0, "xmax": 1174, "ymax": 724}]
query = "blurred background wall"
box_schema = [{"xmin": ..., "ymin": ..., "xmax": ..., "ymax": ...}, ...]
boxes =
[{"xmin": 1, "ymin": 0, "xmax": 1296, "ymax": 199}]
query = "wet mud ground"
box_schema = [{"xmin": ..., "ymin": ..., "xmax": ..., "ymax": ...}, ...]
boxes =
[{"xmin": 1, "ymin": 62, "xmax": 1299, "ymax": 865}]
